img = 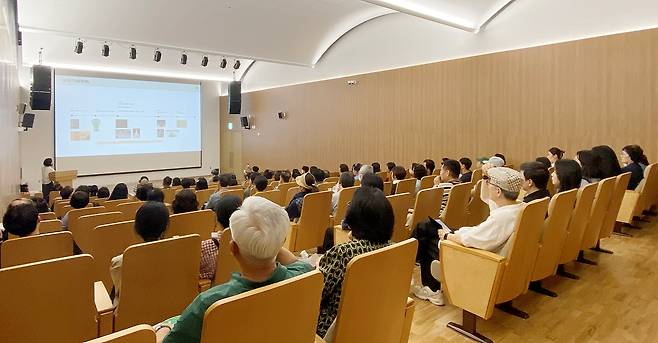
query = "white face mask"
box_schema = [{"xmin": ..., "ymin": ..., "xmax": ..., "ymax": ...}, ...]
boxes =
[{"xmin": 480, "ymin": 181, "xmax": 499, "ymax": 211}]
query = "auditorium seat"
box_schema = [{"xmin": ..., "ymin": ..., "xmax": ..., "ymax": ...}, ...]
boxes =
[
  {"xmin": 529, "ymin": 188, "xmax": 577, "ymax": 297},
  {"xmin": 596, "ymin": 172, "xmax": 631, "ymax": 252},
  {"xmin": 285, "ymin": 186, "xmax": 301, "ymax": 205},
  {"xmin": 162, "ymin": 188, "xmax": 177, "ymax": 204},
  {"xmin": 116, "ymin": 201, "xmax": 144, "ymax": 221},
  {"xmin": 276, "ymin": 182, "xmax": 297, "ymax": 199},
  {"xmin": 317, "ymin": 182, "xmax": 335, "ymax": 192},
  {"xmin": 73, "ymin": 212, "xmax": 125, "ymax": 253},
  {"xmin": 406, "ymin": 187, "xmax": 442, "ymax": 232},
  {"xmin": 112, "ymin": 234, "xmax": 201, "ymax": 331},
  {"xmin": 53, "ymin": 200, "xmax": 70, "ymax": 218},
  {"xmin": 255, "ymin": 189, "xmax": 283, "ymax": 205},
  {"xmin": 200, "ymin": 270, "xmax": 324, "ymax": 343},
  {"xmin": 102, "ymin": 199, "xmax": 135, "ymax": 212},
  {"xmin": 85, "ymin": 324, "xmax": 156, "ymax": 343},
  {"xmin": 37, "ymin": 218, "xmax": 64, "ymax": 234},
  {"xmin": 90, "ymin": 220, "xmax": 142, "ymax": 292},
  {"xmin": 395, "ymin": 178, "xmax": 416, "ymax": 196},
  {"xmin": 39, "ymin": 211, "xmax": 57, "ymax": 220},
  {"xmin": 0, "ymin": 255, "xmax": 107, "ymax": 342},
  {"xmin": 470, "ymin": 169, "xmax": 483, "ymax": 184},
  {"xmin": 376, "ymin": 171, "xmax": 389, "ymax": 182},
  {"xmin": 0, "ymin": 231, "xmax": 74, "ymax": 268},
  {"xmin": 210, "ymin": 228, "xmax": 240, "ymax": 287},
  {"xmin": 419, "ymin": 175, "xmax": 434, "ymax": 191},
  {"xmin": 325, "ymin": 239, "xmax": 417, "ymax": 343},
  {"xmin": 440, "ymin": 198, "xmax": 549, "ymax": 342},
  {"xmin": 389, "ymin": 193, "xmax": 414, "ymax": 243},
  {"xmin": 557, "ymin": 183, "xmax": 598, "ymax": 279},
  {"xmin": 617, "ymin": 163, "xmax": 658, "ymax": 225},
  {"xmin": 330, "ymin": 186, "xmax": 358, "ymax": 227},
  {"xmin": 165, "ymin": 209, "xmax": 216, "ymax": 239},
  {"xmin": 440, "ymin": 182, "xmax": 472, "ymax": 229},
  {"xmin": 465, "ymin": 180, "xmax": 489, "ymax": 226},
  {"xmin": 195, "ymin": 189, "xmax": 215, "ymax": 208},
  {"xmin": 577, "ymin": 177, "xmax": 615, "ymax": 264},
  {"xmin": 220, "ymin": 188, "xmax": 244, "ymax": 201},
  {"xmin": 286, "ymin": 191, "xmax": 332, "ymax": 253},
  {"xmin": 383, "ymin": 181, "xmax": 392, "ymax": 196}
]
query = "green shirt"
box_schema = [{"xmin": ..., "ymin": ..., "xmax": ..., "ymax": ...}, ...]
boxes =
[{"xmin": 163, "ymin": 260, "xmax": 313, "ymax": 343}]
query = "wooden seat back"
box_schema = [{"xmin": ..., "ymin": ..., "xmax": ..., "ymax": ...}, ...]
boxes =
[
  {"xmin": 85, "ymin": 324, "xmax": 156, "ymax": 343},
  {"xmin": 114, "ymin": 235, "xmax": 201, "ymax": 330},
  {"xmin": 276, "ymin": 182, "xmax": 297, "ymax": 198},
  {"xmin": 395, "ymin": 178, "xmax": 416, "ymax": 196},
  {"xmin": 376, "ymin": 171, "xmax": 389, "ymax": 182},
  {"xmin": 116, "ymin": 201, "xmax": 145, "ymax": 221},
  {"xmin": 465, "ymin": 180, "xmax": 489, "ymax": 226},
  {"xmin": 195, "ymin": 189, "xmax": 216, "ymax": 208},
  {"xmin": 419, "ymin": 175, "xmax": 435, "ymax": 191},
  {"xmin": 165, "ymin": 209, "xmax": 216, "ymax": 239},
  {"xmin": 285, "ymin": 186, "xmax": 301, "ymax": 205},
  {"xmin": 599, "ymin": 172, "xmax": 631, "ymax": 239},
  {"xmin": 102, "ymin": 199, "xmax": 134, "ymax": 212},
  {"xmin": 326, "ymin": 176, "xmax": 340, "ymax": 183},
  {"xmin": 388, "ymin": 193, "xmax": 414, "ymax": 243},
  {"xmin": 220, "ymin": 188, "xmax": 244, "ymax": 201},
  {"xmin": 255, "ymin": 189, "xmax": 283, "ymax": 206},
  {"xmin": 383, "ymin": 181, "xmax": 392, "ymax": 195},
  {"xmin": 531, "ymin": 189, "xmax": 577, "ymax": 282},
  {"xmin": 580, "ymin": 178, "xmax": 615, "ymax": 250},
  {"xmin": 471, "ymin": 168, "xmax": 483, "ymax": 184},
  {"xmin": 68, "ymin": 206, "xmax": 108, "ymax": 231},
  {"xmin": 333, "ymin": 186, "xmax": 359, "ymax": 225},
  {"xmin": 440, "ymin": 183, "xmax": 472, "ymax": 228},
  {"xmin": 163, "ymin": 188, "xmax": 177, "ymax": 204},
  {"xmin": 53, "ymin": 199, "xmax": 70, "ymax": 218},
  {"xmin": 0, "ymin": 231, "xmax": 74, "ymax": 268},
  {"xmin": 73, "ymin": 212, "xmax": 125, "ymax": 253},
  {"xmin": 38, "ymin": 218, "xmax": 63, "ymax": 234},
  {"xmin": 0, "ymin": 255, "xmax": 98, "ymax": 342},
  {"xmin": 90, "ymin": 220, "xmax": 142, "ymax": 292},
  {"xmin": 332, "ymin": 239, "xmax": 418, "ymax": 343},
  {"xmin": 211, "ymin": 228, "xmax": 241, "ymax": 287},
  {"xmin": 317, "ymin": 182, "xmax": 335, "ymax": 192},
  {"xmin": 200, "ymin": 271, "xmax": 324, "ymax": 343},
  {"xmin": 39, "ymin": 211, "xmax": 57, "ymax": 220},
  {"xmin": 558, "ymin": 183, "xmax": 598, "ymax": 264},
  {"xmin": 286, "ymin": 191, "xmax": 332, "ymax": 252},
  {"xmin": 407, "ymin": 187, "xmax": 443, "ymax": 231}
]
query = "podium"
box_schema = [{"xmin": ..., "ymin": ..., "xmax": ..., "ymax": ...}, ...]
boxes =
[{"xmin": 50, "ymin": 170, "xmax": 78, "ymax": 188}]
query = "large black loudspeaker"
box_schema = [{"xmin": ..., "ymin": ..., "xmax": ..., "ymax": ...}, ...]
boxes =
[
  {"xmin": 30, "ymin": 65, "xmax": 52, "ymax": 110},
  {"xmin": 228, "ymin": 81, "xmax": 241, "ymax": 114}
]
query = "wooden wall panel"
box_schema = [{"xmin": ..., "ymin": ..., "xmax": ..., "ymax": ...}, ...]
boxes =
[{"xmin": 220, "ymin": 28, "xmax": 658, "ymax": 173}]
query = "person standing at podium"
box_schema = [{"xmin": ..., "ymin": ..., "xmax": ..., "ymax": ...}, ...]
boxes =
[{"xmin": 41, "ymin": 158, "xmax": 55, "ymax": 202}]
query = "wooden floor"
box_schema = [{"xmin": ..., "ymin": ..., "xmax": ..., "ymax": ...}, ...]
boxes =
[{"xmin": 408, "ymin": 218, "xmax": 658, "ymax": 343}]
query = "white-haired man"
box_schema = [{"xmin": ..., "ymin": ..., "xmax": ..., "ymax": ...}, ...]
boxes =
[
  {"xmin": 157, "ymin": 197, "xmax": 312, "ymax": 343},
  {"xmin": 355, "ymin": 164, "xmax": 373, "ymax": 181}
]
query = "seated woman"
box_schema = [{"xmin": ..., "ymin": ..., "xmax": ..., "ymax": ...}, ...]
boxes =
[
  {"xmin": 195, "ymin": 178, "xmax": 209, "ymax": 191},
  {"xmin": 199, "ymin": 196, "xmax": 242, "ymax": 280},
  {"xmin": 108, "ymin": 183, "xmax": 129, "ymax": 200},
  {"xmin": 285, "ymin": 173, "xmax": 318, "ymax": 221},
  {"xmin": 591, "ymin": 145, "xmax": 622, "ymax": 180},
  {"xmin": 552, "ymin": 159, "xmax": 583, "ymax": 193},
  {"xmin": 575, "ymin": 150, "xmax": 601, "ymax": 185},
  {"xmin": 620, "ymin": 144, "xmax": 645, "ymax": 190},
  {"xmin": 317, "ymin": 187, "xmax": 394, "ymax": 338},
  {"xmin": 172, "ymin": 189, "xmax": 199, "ymax": 214},
  {"xmin": 547, "ymin": 147, "xmax": 565, "ymax": 167},
  {"xmin": 413, "ymin": 164, "xmax": 428, "ymax": 193}
]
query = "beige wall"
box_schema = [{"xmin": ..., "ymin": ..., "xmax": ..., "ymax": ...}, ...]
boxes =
[
  {"xmin": 0, "ymin": 0, "xmax": 21, "ymax": 214},
  {"xmin": 220, "ymin": 28, "xmax": 658, "ymax": 172}
]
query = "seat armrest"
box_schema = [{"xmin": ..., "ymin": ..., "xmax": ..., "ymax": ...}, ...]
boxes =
[
  {"xmin": 439, "ymin": 240, "xmax": 505, "ymax": 320},
  {"xmin": 94, "ymin": 281, "xmax": 114, "ymax": 314},
  {"xmin": 617, "ymin": 190, "xmax": 640, "ymax": 224},
  {"xmin": 286, "ymin": 222, "xmax": 299, "ymax": 251},
  {"xmin": 315, "ymin": 335, "xmax": 327, "ymax": 343}
]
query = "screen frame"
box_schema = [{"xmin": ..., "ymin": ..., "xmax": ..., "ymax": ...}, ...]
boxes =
[{"xmin": 53, "ymin": 68, "xmax": 204, "ymax": 177}]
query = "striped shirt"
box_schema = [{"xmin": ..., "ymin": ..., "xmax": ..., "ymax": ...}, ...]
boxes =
[{"xmin": 435, "ymin": 179, "xmax": 461, "ymax": 216}]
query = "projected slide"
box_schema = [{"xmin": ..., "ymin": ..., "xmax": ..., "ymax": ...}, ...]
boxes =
[{"xmin": 54, "ymin": 72, "xmax": 202, "ymax": 176}]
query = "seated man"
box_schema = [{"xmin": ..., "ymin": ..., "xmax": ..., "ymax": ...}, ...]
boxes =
[
  {"xmin": 331, "ymin": 172, "xmax": 355, "ymax": 214},
  {"xmin": 61, "ymin": 190, "xmax": 90, "ymax": 229},
  {"xmin": 253, "ymin": 175, "xmax": 269, "ymax": 194},
  {"xmin": 205, "ymin": 173, "xmax": 232, "ymax": 210},
  {"xmin": 157, "ymin": 197, "xmax": 312, "ymax": 343},
  {"xmin": 433, "ymin": 159, "xmax": 462, "ymax": 215},
  {"xmin": 458, "ymin": 157, "xmax": 473, "ymax": 183},
  {"xmin": 2, "ymin": 199, "xmax": 40, "ymax": 241},
  {"xmin": 520, "ymin": 161, "xmax": 551, "ymax": 203},
  {"xmin": 412, "ymin": 167, "xmax": 524, "ymax": 306}
]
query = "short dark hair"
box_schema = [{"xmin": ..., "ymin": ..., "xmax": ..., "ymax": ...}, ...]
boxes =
[
  {"xmin": 353, "ymin": 163, "xmax": 362, "ymax": 173},
  {"xmin": 109, "ymin": 183, "xmax": 128, "ymax": 200},
  {"xmin": 3, "ymin": 199, "xmax": 39, "ymax": 237},
  {"xmin": 252, "ymin": 166, "xmax": 260, "ymax": 173},
  {"xmin": 75, "ymin": 185, "xmax": 90, "ymax": 195},
  {"xmin": 147, "ymin": 188, "xmax": 165, "ymax": 202},
  {"xmin": 423, "ymin": 159, "xmax": 435, "ymax": 174},
  {"xmin": 134, "ymin": 202, "xmax": 169, "ymax": 242},
  {"xmin": 281, "ymin": 171, "xmax": 292, "ymax": 183},
  {"xmin": 392, "ymin": 166, "xmax": 407, "ymax": 181},
  {"xmin": 494, "ymin": 153, "xmax": 506, "ymax": 164},
  {"xmin": 263, "ymin": 169, "xmax": 274, "ymax": 180},
  {"xmin": 97, "ymin": 187, "xmax": 110, "ymax": 198},
  {"xmin": 344, "ymin": 187, "xmax": 393, "ymax": 244},
  {"xmin": 311, "ymin": 168, "xmax": 326, "ymax": 183},
  {"xmin": 139, "ymin": 176, "xmax": 149, "ymax": 183},
  {"xmin": 89, "ymin": 185, "xmax": 98, "ymax": 197},
  {"xmin": 254, "ymin": 175, "xmax": 269, "ymax": 192},
  {"xmin": 555, "ymin": 159, "xmax": 583, "ymax": 192},
  {"xmin": 181, "ymin": 177, "xmax": 195, "ymax": 189},
  {"xmin": 372, "ymin": 162, "xmax": 381, "ymax": 173},
  {"xmin": 292, "ymin": 169, "xmax": 301, "ymax": 179},
  {"xmin": 442, "ymin": 160, "xmax": 461, "ymax": 178},
  {"xmin": 212, "ymin": 175, "xmax": 220, "ymax": 183},
  {"xmin": 413, "ymin": 164, "xmax": 428, "ymax": 180},
  {"xmin": 249, "ymin": 172, "xmax": 260, "ymax": 182},
  {"xmin": 70, "ymin": 191, "xmax": 90, "ymax": 209},
  {"xmin": 219, "ymin": 173, "xmax": 232, "ymax": 187},
  {"xmin": 623, "ymin": 145, "xmax": 643, "ymax": 164},
  {"xmin": 301, "ymin": 166, "xmax": 309, "ymax": 173},
  {"xmin": 459, "ymin": 157, "xmax": 472, "ymax": 170},
  {"xmin": 339, "ymin": 164, "xmax": 349, "ymax": 173},
  {"xmin": 386, "ymin": 162, "xmax": 396, "ymax": 171},
  {"xmin": 592, "ymin": 145, "xmax": 622, "ymax": 179},
  {"xmin": 60, "ymin": 186, "xmax": 74, "ymax": 200},
  {"xmin": 196, "ymin": 177, "xmax": 209, "ymax": 190},
  {"xmin": 273, "ymin": 170, "xmax": 282, "ymax": 181},
  {"xmin": 535, "ymin": 157, "xmax": 551, "ymax": 168},
  {"xmin": 228, "ymin": 174, "xmax": 238, "ymax": 186},
  {"xmin": 135, "ymin": 185, "xmax": 152, "ymax": 201},
  {"xmin": 360, "ymin": 173, "xmax": 384, "ymax": 191},
  {"xmin": 213, "ymin": 195, "xmax": 242, "ymax": 229},
  {"xmin": 172, "ymin": 189, "xmax": 199, "ymax": 214},
  {"xmin": 31, "ymin": 196, "xmax": 49, "ymax": 213},
  {"xmin": 43, "ymin": 158, "xmax": 53, "ymax": 167},
  {"xmin": 520, "ymin": 161, "xmax": 549, "ymax": 189},
  {"xmin": 576, "ymin": 150, "xmax": 601, "ymax": 181},
  {"xmin": 163, "ymin": 176, "xmax": 172, "ymax": 187},
  {"xmin": 340, "ymin": 172, "xmax": 355, "ymax": 188},
  {"xmin": 172, "ymin": 177, "xmax": 182, "ymax": 186},
  {"xmin": 549, "ymin": 147, "xmax": 565, "ymax": 160}
]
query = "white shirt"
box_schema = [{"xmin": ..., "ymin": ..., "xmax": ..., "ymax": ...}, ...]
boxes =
[
  {"xmin": 454, "ymin": 203, "xmax": 523, "ymax": 257},
  {"xmin": 41, "ymin": 166, "xmax": 55, "ymax": 184}
]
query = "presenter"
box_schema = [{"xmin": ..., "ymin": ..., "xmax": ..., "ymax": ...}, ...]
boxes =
[{"xmin": 41, "ymin": 157, "xmax": 55, "ymax": 202}]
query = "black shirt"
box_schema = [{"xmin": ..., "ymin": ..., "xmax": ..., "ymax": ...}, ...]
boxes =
[
  {"xmin": 621, "ymin": 162, "xmax": 644, "ymax": 190},
  {"xmin": 523, "ymin": 188, "xmax": 551, "ymax": 203},
  {"xmin": 459, "ymin": 171, "xmax": 472, "ymax": 183}
]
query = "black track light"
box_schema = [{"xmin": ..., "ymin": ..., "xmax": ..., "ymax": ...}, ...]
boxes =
[
  {"xmin": 180, "ymin": 52, "xmax": 188, "ymax": 65},
  {"xmin": 129, "ymin": 47, "xmax": 137, "ymax": 60},
  {"xmin": 233, "ymin": 60, "xmax": 241, "ymax": 69},
  {"xmin": 201, "ymin": 56, "xmax": 208, "ymax": 67},
  {"xmin": 74, "ymin": 40, "xmax": 84, "ymax": 54},
  {"xmin": 219, "ymin": 58, "xmax": 227, "ymax": 69},
  {"xmin": 153, "ymin": 49, "xmax": 162, "ymax": 62},
  {"xmin": 101, "ymin": 43, "xmax": 110, "ymax": 57}
]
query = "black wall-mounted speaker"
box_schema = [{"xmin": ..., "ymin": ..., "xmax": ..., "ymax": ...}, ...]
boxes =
[
  {"xmin": 240, "ymin": 116, "xmax": 250, "ymax": 129},
  {"xmin": 30, "ymin": 91, "xmax": 51, "ymax": 110},
  {"xmin": 228, "ymin": 81, "xmax": 241, "ymax": 114}
]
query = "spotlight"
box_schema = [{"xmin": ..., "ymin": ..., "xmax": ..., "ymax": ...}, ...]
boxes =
[
  {"xmin": 129, "ymin": 47, "xmax": 137, "ymax": 60},
  {"xmin": 180, "ymin": 52, "xmax": 188, "ymax": 65},
  {"xmin": 153, "ymin": 49, "xmax": 162, "ymax": 62},
  {"xmin": 74, "ymin": 40, "xmax": 83, "ymax": 54},
  {"xmin": 101, "ymin": 43, "xmax": 110, "ymax": 57},
  {"xmin": 219, "ymin": 58, "xmax": 227, "ymax": 69},
  {"xmin": 201, "ymin": 56, "xmax": 208, "ymax": 67},
  {"xmin": 233, "ymin": 60, "xmax": 241, "ymax": 69}
]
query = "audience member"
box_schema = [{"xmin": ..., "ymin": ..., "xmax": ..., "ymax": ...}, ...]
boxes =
[
  {"xmin": 291, "ymin": 169, "xmax": 302, "ymax": 179},
  {"xmin": 213, "ymin": 195, "xmax": 242, "ymax": 230},
  {"xmin": 458, "ymin": 157, "xmax": 473, "ymax": 183},
  {"xmin": 356, "ymin": 164, "xmax": 373, "ymax": 181},
  {"xmin": 135, "ymin": 184, "xmax": 152, "ymax": 201},
  {"xmin": 109, "ymin": 183, "xmax": 129, "ymax": 200},
  {"xmin": 317, "ymin": 187, "xmax": 393, "ymax": 337},
  {"xmin": 575, "ymin": 150, "xmax": 601, "ymax": 184},
  {"xmin": 205, "ymin": 174, "xmax": 232, "ymax": 210},
  {"xmin": 360, "ymin": 173, "xmax": 384, "ymax": 191},
  {"xmin": 386, "ymin": 161, "xmax": 396, "ymax": 171},
  {"xmin": 147, "ymin": 188, "xmax": 165, "ymax": 203},
  {"xmin": 280, "ymin": 170, "xmax": 292, "ymax": 183},
  {"xmin": 413, "ymin": 164, "xmax": 428, "ymax": 192},
  {"xmin": 89, "ymin": 185, "xmax": 99, "ymax": 197},
  {"xmin": 31, "ymin": 196, "xmax": 49, "ymax": 213},
  {"xmin": 62, "ymin": 191, "xmax": 90, "ymax": 228},
  {"xmin": 252, "ymin": 166, "xmax": 260, "ymax": 173},
  {"xmin": 535, "ymin": 156, "xmax": 552, "ymax": 169},
  {"xmin": 172, "ymin": 189, "xmax": 199, "ymax": 214},
  {"xmin": 621, "ymin": 144, "xmax": 645, "ymax": 190},
  {"xmin": 273, "ymin": 170, "xmax": 282, "ymax": 181},
  {"xmin": 162, "ymin": 176, "xmax": 173, "ymax": 188},
  {"xmin": 552, "ymin": 159, "xmax": 583, "ymax": 192},
  {"xmin": 139, "ymin": 176, "xmax": 150, "ymax": 185},
  {"xmin": 211, "ymin": 175, "xmax": 220, "ymax": 183},
  {"xmin": 253, "ymin": 175, "xmax": 269, "ymax": 192},
  {"xmin": 195, "ymin": 177, "xmax": 209, "ymax": 191},
  {"xmin": 311, "ymin": 168, "xmax": 326, "ymax": 183},
  {"xmin": 97, "ymin": 187, "xmax": 110, "ymax": 199},
  {"xmin": 520, "ymin": 162, "xmax": 551, "ymax": 202},
  {"xmin": 2, "ymin": 199, "xmax": 40, "ymax": 240},
  {"xmin": 331, "ymin": 172, "xmax": 355, "ymax": 213},
  {"xmin": 172, "ymin": 177, "xmax": 182, "ymax": 187},
  {"xmin": 547, "ymin": 147, "xmax": 565, "ymax": 166},
  {"xmin": 372, "ymin": 162, "xmax": 381, "ymax": 173},
  {"xmin": 424, "ymin": 159, "xmax": 436, "ymax": 175},
  {"xmin": 285, "ymin": 173, "xmax": 318, "ymax": 221},
  {"xmin": 592, "ymin": 145, "xmax": 622, "ymax": 180},
  {"xmin": 390, "ymin": 165, "xmax": 407, "ymax": 194},
  {"xmin": 339, "ymin": 163, "xmax": 349, "ymax": 173},
  {"xmin": 494, "ymin": 153, "xmax": 507, "ymax": 165},
  {"xmin": 181, "ymin": 177, "xmax": 195, "ymax": 189},
  {"xmin": 433, "ymin": 159, "xmax": 461, "ymax": 214},
  {"xmin": 263, "ymin": 169, "xmax": 274, "ymax": 180},
  {"xmin": 159, "ymin": 197, "xmax": 311, "ymax": 343}
]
